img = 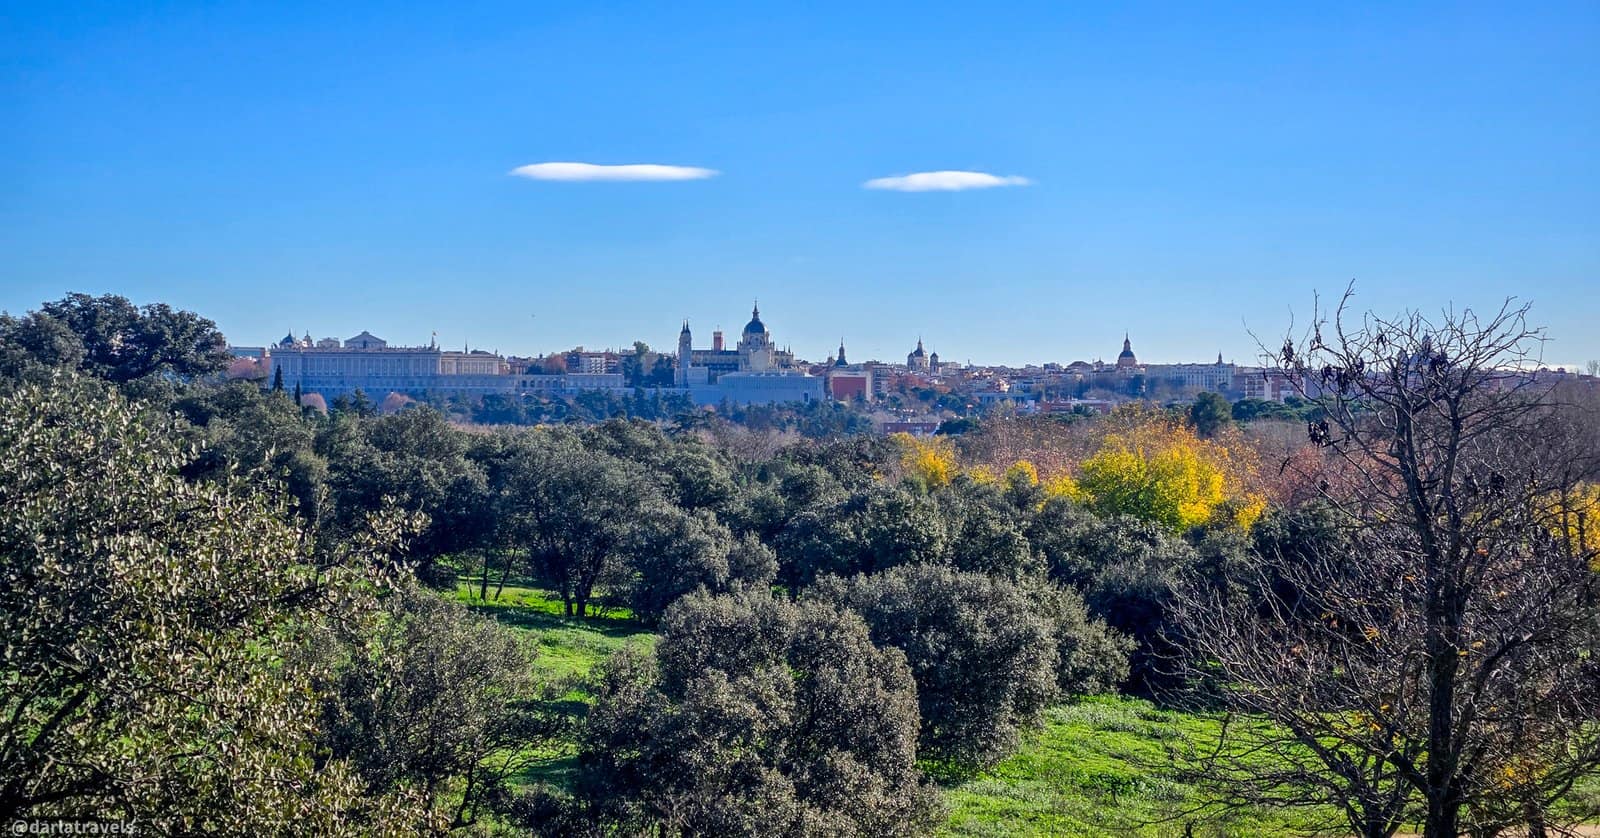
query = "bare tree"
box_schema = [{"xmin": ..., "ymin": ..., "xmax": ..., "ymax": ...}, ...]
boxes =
[{"xmin": 1176, "ymin": 289, "xmax": 1600, "ymax": 838}]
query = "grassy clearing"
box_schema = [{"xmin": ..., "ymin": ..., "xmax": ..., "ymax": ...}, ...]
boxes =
[
  {"xmin": 941, "ymin": 696, "xmax": 1329, "ymax": 838},
  {"xmin": 454, "ymin": 580, "xmax": 654, "ymax": 683},
  {"xmin": 454, "ymin": 580, "xmax": 656, "ymax": 790}
]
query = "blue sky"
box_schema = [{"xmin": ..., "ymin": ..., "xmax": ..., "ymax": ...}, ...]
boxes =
[{"xmin": 3, "ymin": 1, "xmax": 1597, "ymax": 367}]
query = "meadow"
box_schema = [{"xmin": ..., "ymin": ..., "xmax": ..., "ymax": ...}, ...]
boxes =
[{"xmin": 457, "ymin": 580, "xmax": 1328, "ymax": 838}]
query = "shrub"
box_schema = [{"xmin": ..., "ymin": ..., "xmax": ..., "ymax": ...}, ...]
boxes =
[{"xmin": 576, "ymin": 590, "xmax": 943, "ymax": 836}]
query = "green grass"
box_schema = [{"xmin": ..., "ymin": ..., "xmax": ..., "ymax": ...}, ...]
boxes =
[
  {"xmin": 941, "ymin": 696, "xmax": 1330, "ymax": 838},
  {"xmin": 454, "ymin": 580, "xmax": 654, "ymax": 683},
  {"xmin": 454, "ymin": 580, "xmax": 656, "ymax": 790},
  {"xmin": 453, "ymin": 581, "xmax": 1346, "ymax": 836}
]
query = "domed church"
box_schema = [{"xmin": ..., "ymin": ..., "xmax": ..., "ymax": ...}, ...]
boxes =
[
  {"xmin": 737, "ymin": 303, "xmax": 776, "ymax": 372},
  {"xmin": 1116, "ymin": 333, "xmax": 1139, "ymax": 370},
  {"xmin": 907, "ymin": 338, "xmax": 930, "ymax": 372}
]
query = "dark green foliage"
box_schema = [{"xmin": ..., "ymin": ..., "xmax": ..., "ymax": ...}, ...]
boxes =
[
  {"xmin": 333, "ymin": 387, "xmax": 377, "ymax": 417},
  {"xmin": 584, "ymin": 418, "xmax": 737, "ymax": 513},
  {"xmin": 937, "ymin": 417, "xmax": 980, "ymax": 435},
  {"xmin": 308, "ymin": 584, "xmax": 570, "ymax": 828},
  {"xmin": 812, "ymin": 565, "xmax": 1061, "ymax": 768},
  {"xmin": 1027, "ymin": 498, "xmax": 1203, "ymax": 696},
  {"xmin": 1032, "ymin": 582, "xmax": 1136, "ymax": 696},
  {"xmin": 726, "ymin": 531, "xmax": 779, "ymax": 590},
  {"xmin": 938, "ymin": 477, "xmax": 1042, "ymax": 580},
  {"xmin": 321, "ymin": 406, "xmax": 490, "ymax": 584},
  {"xmin": 576, "ymin": 590, "xmax": 943, "ymax": 836},
  {"xmin": 721, "ymin": 397, "xmax": 877, "ymax": 438},
  {"xmin": 1188, "ymin": 391, "xmax": 1233, "ymax": 437},
  {"xmin": 775, "ymin": 484, "xmax": 949, "ymax": 593},
  {"xmin": 0, "ymin": 293, "xmax": 229, "ymax": 387},
  {"xmin": 1230, "ymin": 396, "xmax": 1320, "ymax": 423},
  {"xmin": 0, "ymin": 310, "xmax": 87, "ymax": 383},
  {"xmin": 490, "ymin": 430, "xmax": 663, "ymax": 616},
  {"xmin": 175, "ymin": 380, "xmax": 328, "ymax": 517},
  {"xmin": 621, "ymin": 507, "xmax": 736, "ymax": 624}
]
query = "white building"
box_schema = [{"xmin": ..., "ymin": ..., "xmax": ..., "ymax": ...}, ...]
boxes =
[{"xmin": 267, "ymin": 331, "xmax": 512, "ymax": 398}]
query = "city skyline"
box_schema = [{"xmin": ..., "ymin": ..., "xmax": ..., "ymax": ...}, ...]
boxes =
[
  {"xmin": 5, "ymin": 2, "xmax": 1597, "ymax": 368},
  {"xmin": 229, "ymin": 305, "xmax": 1595, "ymax": 374}
]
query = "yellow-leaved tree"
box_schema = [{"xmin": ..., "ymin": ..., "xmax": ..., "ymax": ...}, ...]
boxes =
[
  {"xmin": 894, "ymin": 433, "xmax": 958, "ymax": 489},
  {"xmin": 1541, "ymin": 482, "xmax": 1600, "ymax": 570},
  {"xmin": 1073, "ymin": 417, "xmax": 1264, "ymax": 532}
]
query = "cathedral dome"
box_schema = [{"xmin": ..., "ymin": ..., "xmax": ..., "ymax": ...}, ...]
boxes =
[
  {"xmin": 743, "ymin": 303, "xmax": 766, "ymax": 335},
  {"xmin": 1116, "ymin": 333, "xmax": 1138, "ymax": 368}
]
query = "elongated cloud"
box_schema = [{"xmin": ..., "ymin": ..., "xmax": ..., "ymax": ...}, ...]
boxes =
[
  {"xmin": 863, "ymin": 170, "xmax": 1032, "ymax": 192},
  {"xmin": 510, "ymin": 162, "xmax": 719, "ymax": 182}
]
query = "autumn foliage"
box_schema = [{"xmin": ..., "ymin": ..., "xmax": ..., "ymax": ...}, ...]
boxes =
[
  {"xmin": 898, "ymin": 411, "xmax": 1268, "ymax": 532},
  {"xmin": 1074, "ymin": 418, "xmax": 1266, "ymax": 532}
]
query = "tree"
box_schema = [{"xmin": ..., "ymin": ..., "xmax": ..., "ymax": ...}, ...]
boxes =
[
  {"xmin": 499, "ymin": 431, "xmax": 659, "ymax": 616},
  {"xmin": 321, "ymin": 406, "xmax": 489, "ymax": 584},
  {"xmin": 0, "ymin": 311, "xmax": 87, "ymax": 384},
  {"xmin": 895, "ymin": 432, "xmax": 958, "ymax": 488},
  {"xmin": 649, "ymin": 354, "xmax": 676, "ymax": 386},
  {"xmin": 575, "ymin": 590, "xmax": 943, "ymax": 836},
  {"xmin": 272, "ymin": 363, "xmax": 285, "ymax": 391},
  {"xmin": 937, "ymin": 477, "xmax": 1041, "ymax": 579},
  {"xmin": 621, "ymin": 506, "xmax": 736, "ymax": 624},
  {"xmin": 1176, "ymin": 293, "xmax": 1600, "ymax": 838},
  {"xmin": 774, "ymin": 484, "xmax": 948, "ymax": 595},
  {"xmin": 175, "ymin": 379, "xmax": 329, "ymax": 518},
  {"xmin": 1188, "ymin": 391, "xmax": 1232, "ymax": 437},
  {"xmin": 307, "ymin": 583, "xmax": 570, "ymax": 828},
  {"xmin": 811, "ymin": 565, "xmax": 1062, "ymax": 768},
  {"xmin": 1033, "ymin": 581, "xmax": 1135, "ymax": 696},
  {"xmin": 33, "ymin": 293, "xmax": 230, "ymax": 383},
  {"xmin": 1074, "ymin": 417, "xmax": 1265, "ymax": 533},
  {"xmin": 0, "ymin": 376, "xmax": 430, "ymax": 832},
  {"xmin": 1027, "ymin": 498, "xmax": 1204, "ymax": 695},
  {"xmin": 621, "ymin": 341, "xmax": 652, "ymax": 387}
]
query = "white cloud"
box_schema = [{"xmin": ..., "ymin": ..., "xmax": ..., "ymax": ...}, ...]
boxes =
[
  {"xmin": 863, "ymin": 170, "xmax": 1032, "ymax": 192},
  {"xmin": 509, "ymin": 162, "xmax": 719, "ymax": 182}
]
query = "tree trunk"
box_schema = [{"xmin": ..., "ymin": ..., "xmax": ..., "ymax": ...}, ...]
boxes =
[
  {"xmin": 1525, "ymin": 798, "xmax": 1547, "ymax": 838},
  {"xmin": 1424, "ymin": 783, "xmax": 1460, "ymax": 838},
  {"xmin": 494, "ymin": 549, "xmax": 515, "ymax": 600}
]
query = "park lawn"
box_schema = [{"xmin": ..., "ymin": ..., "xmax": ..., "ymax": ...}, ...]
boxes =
[
  {"xmin": 941, "ymin": 696, "xmax": 1334, "ymax": 838},
  {"xmin": 454, "ymin": 581, "xmax": 656, "ymax": 790},
  {"xmin": 454, "ymin": 580, "xmax": 655, "ymax": 683}
]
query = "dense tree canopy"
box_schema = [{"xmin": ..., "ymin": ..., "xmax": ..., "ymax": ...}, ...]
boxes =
[
  {"xmin": 0, "ymin": 293, "xmax": 230, "ymax": 387},
  {"xmin": 308, "ymin": 584, "xmax": 569, "ymax": 828}
]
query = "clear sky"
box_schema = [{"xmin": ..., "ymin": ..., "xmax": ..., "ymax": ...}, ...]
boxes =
[{"xmin": 4, "ymin": 1, "xmax": 1597, "ymax": 368}]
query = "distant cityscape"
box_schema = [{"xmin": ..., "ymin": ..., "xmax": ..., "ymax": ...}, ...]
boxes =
[{"xmin": 229, "ymin": 301, "xmax": 1597, "ymax": 424}]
